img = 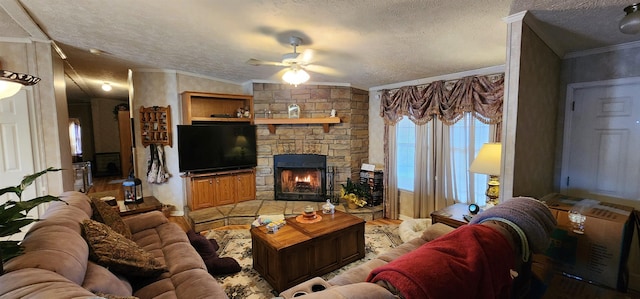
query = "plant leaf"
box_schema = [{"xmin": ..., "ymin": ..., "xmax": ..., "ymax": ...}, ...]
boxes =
[
  {"xmin": 0, "ymin": 196, "xmax": 61, "ymax": 223},
  {"xmin": 0, "ymin": 186, "xmax": 21, "ymax": 198},
  {"xmin": 0, "ymin": 240, "xmax": 24, "ymax": 262},
  {"xmin": 0, "ymin": 218, "xmax": 38, "ymax": 237},
  {"xmin": 19, "ymin": 167, "xmax": 62, "ymax": 192}
]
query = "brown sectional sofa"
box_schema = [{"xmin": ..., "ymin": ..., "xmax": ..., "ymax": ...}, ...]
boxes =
[
  {"xmin": 279, "ymin": 222, "xmax": 455, "ymax": 298},
  {"xmin": 0, "ymin": 191, "xmax": 227, "ymax": 299}
]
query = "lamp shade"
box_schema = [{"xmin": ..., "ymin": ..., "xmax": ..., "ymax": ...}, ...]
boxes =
[
  {"xmin": 0, "ymin": 63, "xmax": 41, "ymax": 99},
  {"xmin": 469, "ymin": 142, "xmax": 502, "ymax": 176},
  {"xmin": 0, "ymin": 80, "xmax": 22, "ymax": 99},
  {"xmin": 620, "ymin": 3, "xmax": 640, "ymax": 34},
  {"xmin": 282, "ymin": 67, "xmax": 310, "ymax": 86}
]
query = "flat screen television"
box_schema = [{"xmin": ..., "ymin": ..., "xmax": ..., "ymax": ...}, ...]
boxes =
[{"xmin": 177, "ymin": 124, "xmax": 257, "ymax": 173}]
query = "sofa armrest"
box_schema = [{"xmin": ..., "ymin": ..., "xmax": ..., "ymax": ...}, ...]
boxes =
[
  {"xmin": 0, "ymin": 268, "xmax": 97, "ymax": 298},
  {"xmin": 122, "ymin": 211, "xmax": 168, "ymax": 234},
  {"xmin": 421, "ymin": 222, "xmax": 455, "ymax": 242}
]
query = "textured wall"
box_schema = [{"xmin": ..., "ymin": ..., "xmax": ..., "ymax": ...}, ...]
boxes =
[
  {"xmin": 510, "ymin": 22, "xmax": 561, "ymax": 199},
  {"xmin": 252, "ymin": 83, "xmax": 369, "ymax": 201}
]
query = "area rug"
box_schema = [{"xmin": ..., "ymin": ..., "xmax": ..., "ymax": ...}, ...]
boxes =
[{"xmin": 204, "ymin": 224, "xmax": 402, "ymax": 299}]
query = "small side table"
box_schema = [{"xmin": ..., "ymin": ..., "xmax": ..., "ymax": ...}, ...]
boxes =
[
  {"xmin": 118, "ymin": 196, "xmax": 163, "ymax": 216},
  {"xmin": 430, "ymin": 203, "xmax": 472, "ymax": 228}
]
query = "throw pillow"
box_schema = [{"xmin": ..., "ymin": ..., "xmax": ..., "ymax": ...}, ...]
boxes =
[
  {"xmin": 90, "ymin": 197, "xmax": 133, "ymax": 239},
  {"xmin": 205, "ymin": 256, "xmax": 241, "ymax": 275},
  {"xmin": 186, "ymin": 230, "xmax": 217, "ymax": 258},
  {"xmin": 81, "ymin": 219, "xmax": 167, "ymax": 278}
]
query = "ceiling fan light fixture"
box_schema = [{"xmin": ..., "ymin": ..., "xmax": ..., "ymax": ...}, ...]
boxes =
[
  {"xmin": 0, "ymin": 62, "xmax": 41, "ymax": 99},
  {"xmin": 101, "ymin": 82, "xmax": 112, "ymax": 91},
  {"xmin": 282, "ymin": 67, "xmax": 310, "ymax": 86},
  {"xmin": 620, "ymin": 3, "xmax": 640, "ymax": 34}
]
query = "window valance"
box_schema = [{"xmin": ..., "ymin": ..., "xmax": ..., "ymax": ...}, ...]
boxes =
[{"xmin": 380, "ymin": 73, "xmax": 504, "ymax": 126}]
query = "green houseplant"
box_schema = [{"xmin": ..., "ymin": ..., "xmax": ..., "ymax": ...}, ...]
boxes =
[
  {"xmin": 0, "ymin": 167, "xmax": 63, "ymax": 275},
  {"xmin": 340, "ymin": 178, "xmax": 369, "ymax": 208}
]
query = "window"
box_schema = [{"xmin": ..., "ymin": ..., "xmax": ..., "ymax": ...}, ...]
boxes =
[
  {"xmin": 69, "ymin": 118, "xmax": 82, "ymax": 157},
  {"xmin": 396, "ymin": 117, "xmax": 415, "ymax": 191},
  {"xmin": 395, "ymin": 114, "xmax": 492, "ymax": 203},
  {"xmin": 449, "ymin": 116, "xmax": 491, "ymax": 204}
]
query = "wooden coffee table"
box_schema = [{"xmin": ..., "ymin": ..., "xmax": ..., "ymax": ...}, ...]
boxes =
[{"xmin": 250, "ymin": 210, "xmax": 365, "ymax": 292}]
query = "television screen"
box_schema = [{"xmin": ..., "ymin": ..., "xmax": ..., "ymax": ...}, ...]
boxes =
[{"xmin": 177, "ymin": 124, "xmax": 257, "ymax": 173}]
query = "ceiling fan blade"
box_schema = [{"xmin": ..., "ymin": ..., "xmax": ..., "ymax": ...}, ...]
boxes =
[
  {"xmin": 299, "ymin": 49, "xmax": 315, "ymax": 65},
  {"xmin": 304, "ymin": 64, "xmax": 342, "ymax": 76},
  {"xmin": 246, "ymin": 58, "xmax": 288, "ymax": 67}
]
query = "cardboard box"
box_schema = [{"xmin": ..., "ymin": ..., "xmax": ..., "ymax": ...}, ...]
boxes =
[
  {"xmin": 541, "ymin": 274, "xmax": 633, "ymax": 299},
  {"xmin": 537, "ymin": 194, "xmax": 635, "ymax": 291}
]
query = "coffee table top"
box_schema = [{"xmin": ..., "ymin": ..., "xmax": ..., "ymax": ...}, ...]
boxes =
[{"xmin": 250, "ymin": 210, "xmax": 364, "ymax": 249}]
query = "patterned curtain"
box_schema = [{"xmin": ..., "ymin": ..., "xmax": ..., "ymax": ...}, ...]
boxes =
[
  {"xmin": 380, "ymin": 73, "xmax": 504, "ymax": 219},
  {"xmin": 380, "ymin": 74, "xmax": 504, "ymax": 126}
]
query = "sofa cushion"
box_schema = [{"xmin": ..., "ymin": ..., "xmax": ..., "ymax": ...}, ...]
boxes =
[
  {"xmin": 90, "ymin": 197, "xmax": 133, "ymax": 239},
  {"xmin": 82, "ymin": 261, "xmax": 133, "ymax": 297},
  {"xmin": 81, "ymin": 219, "xmax": 167, "ymax": 278}
]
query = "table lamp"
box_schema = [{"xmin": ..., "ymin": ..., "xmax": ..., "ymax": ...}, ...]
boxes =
[{"xmin": 469, "ymin": 143, "xmax": 502, "ymax": 206}]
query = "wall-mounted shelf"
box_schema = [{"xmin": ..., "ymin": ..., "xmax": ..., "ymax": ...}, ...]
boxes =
[
  {"xmin": 254, "ymin": 117, "xmax": 341, "ymax": 133},
  {"xmin": 140, "ymin": 105, "xmax": 172, "ymax": 147}
]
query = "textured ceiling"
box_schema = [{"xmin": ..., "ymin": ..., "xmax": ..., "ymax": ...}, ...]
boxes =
[{"xmin": 0, "ymin": 0, "xmax": 638, "ymax": 100}]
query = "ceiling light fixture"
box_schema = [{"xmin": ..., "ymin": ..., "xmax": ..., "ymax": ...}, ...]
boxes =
[
  {"xmin": 620, "ymin": 3, "xmax": 640, "ymax": 34},
  {"xmin": 282, "ymin": 66, "xmax": 310, "ymax": 87},
  {"xmin": 0, "ymin": 62, "xmax": 41, "ymax": 99},
  {"xmin": 101, "ymin": 82, "xmax": 112, "ymax": 91}
]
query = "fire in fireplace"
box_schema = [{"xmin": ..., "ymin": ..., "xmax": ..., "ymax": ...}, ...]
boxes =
[{"xmin": 274, "ymin": 154, "xmax": 326, "ymax": 201}]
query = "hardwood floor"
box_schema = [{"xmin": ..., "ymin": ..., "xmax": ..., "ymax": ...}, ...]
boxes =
[{"xmin": 89, "ymin": 176, "xmax": 401, "ymax": 233}]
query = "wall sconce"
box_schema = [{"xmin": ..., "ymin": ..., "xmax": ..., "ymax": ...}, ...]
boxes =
[
  {"xmin": 0, "ymin": 62, "xmax": 41, "ymax": 99},
  {"xmin": 620, "ymin": 3, "xmax": 640, "ymax": 34},
  {"xmin": 469, "ymin": 142, "xmax": 502, "ymax": 207}
]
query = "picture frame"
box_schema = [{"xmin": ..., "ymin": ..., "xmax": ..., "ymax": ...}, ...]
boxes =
[{"xmin": 288, "ymin": 104, "xmax": 300, "ymax": 119}]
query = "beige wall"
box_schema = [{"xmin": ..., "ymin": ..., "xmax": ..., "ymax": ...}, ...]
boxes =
[
  {"xmin": 91, "ymin": 98, "xmax": 127, "ymax": 153},
  {"xmin": 510, "ymin": 21, "xmax": 561, "ymax": 199},
  {"xmin": 502, "ymin": 13, "xmax": 560, "ymax": 200}
]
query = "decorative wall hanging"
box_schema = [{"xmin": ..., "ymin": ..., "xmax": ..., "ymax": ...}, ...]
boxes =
[{"xmin": 140, "ymin": 105, "xmax": 172, "ymax": 147}]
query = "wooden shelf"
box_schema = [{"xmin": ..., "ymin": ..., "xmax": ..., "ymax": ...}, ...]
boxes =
[
  {"xmin": 190, "ymin": 117, "xmax": 252, "ymax": 123},
  {"xmin": 254, "ymin": 117, "xmax": 341, "ymax": 133}
]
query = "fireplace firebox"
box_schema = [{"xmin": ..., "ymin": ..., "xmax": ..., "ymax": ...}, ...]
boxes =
[{"xmin": 274, "ymin": 154, "xmax": 326, "ymax": 201}]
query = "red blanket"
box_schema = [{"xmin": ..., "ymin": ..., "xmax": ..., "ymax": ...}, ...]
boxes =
[{"xmin": 366, "ymin": 225, "xmax": 515, "ymax": 299}]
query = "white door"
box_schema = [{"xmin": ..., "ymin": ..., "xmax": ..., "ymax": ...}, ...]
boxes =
[
  {"xmin": 561, "ymin": 79, "xmax": 640, "ymax": 201},
  {"xmin": 0, "ymin": 90, "xmax": 36, "ymax": 203}
]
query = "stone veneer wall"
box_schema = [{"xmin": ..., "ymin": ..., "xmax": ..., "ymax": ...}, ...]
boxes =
[{"xmin": 253, "ymin": 83, "xmax": 369, "ymax": 201}]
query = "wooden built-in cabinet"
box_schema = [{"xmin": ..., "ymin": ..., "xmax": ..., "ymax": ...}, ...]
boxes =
[
  {"xmin": 181, "ymin": 91, "xmax": 257, "ymax": 210},
  {"xmin": 186, "ymin": 169, "xmax": 256, "ymax": 211},
  {"xmin": 181, "ymin": 91, "xmax": 253, "ymax": 124}
]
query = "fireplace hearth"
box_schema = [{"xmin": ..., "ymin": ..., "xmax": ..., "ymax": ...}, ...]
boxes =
[{"xmin": 274, "ymin": 154, "xmax": 326, "ymax": 201}]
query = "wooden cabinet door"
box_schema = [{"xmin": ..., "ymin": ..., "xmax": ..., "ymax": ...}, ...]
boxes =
[
  {"xmin": 191, "ymin": 177, "xmax": 215, "ymax": 210},
  {"xmin": 214, "ymin": 175, "xmax": 236, "ymax": 206},
  {"xmin": 236, "ymin": 171, "xmax": 256, "ymax": 202}
]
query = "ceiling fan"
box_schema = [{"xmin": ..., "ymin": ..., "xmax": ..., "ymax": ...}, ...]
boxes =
[{"xmin": 246, "ymin": 36, "xmax": 315, "ymax": 86}]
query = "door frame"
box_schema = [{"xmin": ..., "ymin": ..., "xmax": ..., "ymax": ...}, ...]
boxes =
[{"xmin": 560, "ymin": 76, "xmax": 640, "ymax": 198}]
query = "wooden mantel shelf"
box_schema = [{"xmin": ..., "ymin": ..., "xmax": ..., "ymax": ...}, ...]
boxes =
[{"xmin": 254, "ymin": 117, "xmax": 341, "ymax": 133}]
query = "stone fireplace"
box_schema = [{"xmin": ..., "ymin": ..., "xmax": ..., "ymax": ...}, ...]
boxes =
[
  {"xmin": 274, "ymin": 154, "xmax": 326, "ymax": 201},
  {"xmin": 252, "ymin": 83, "xmax": 370, "ymax": 201}
]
